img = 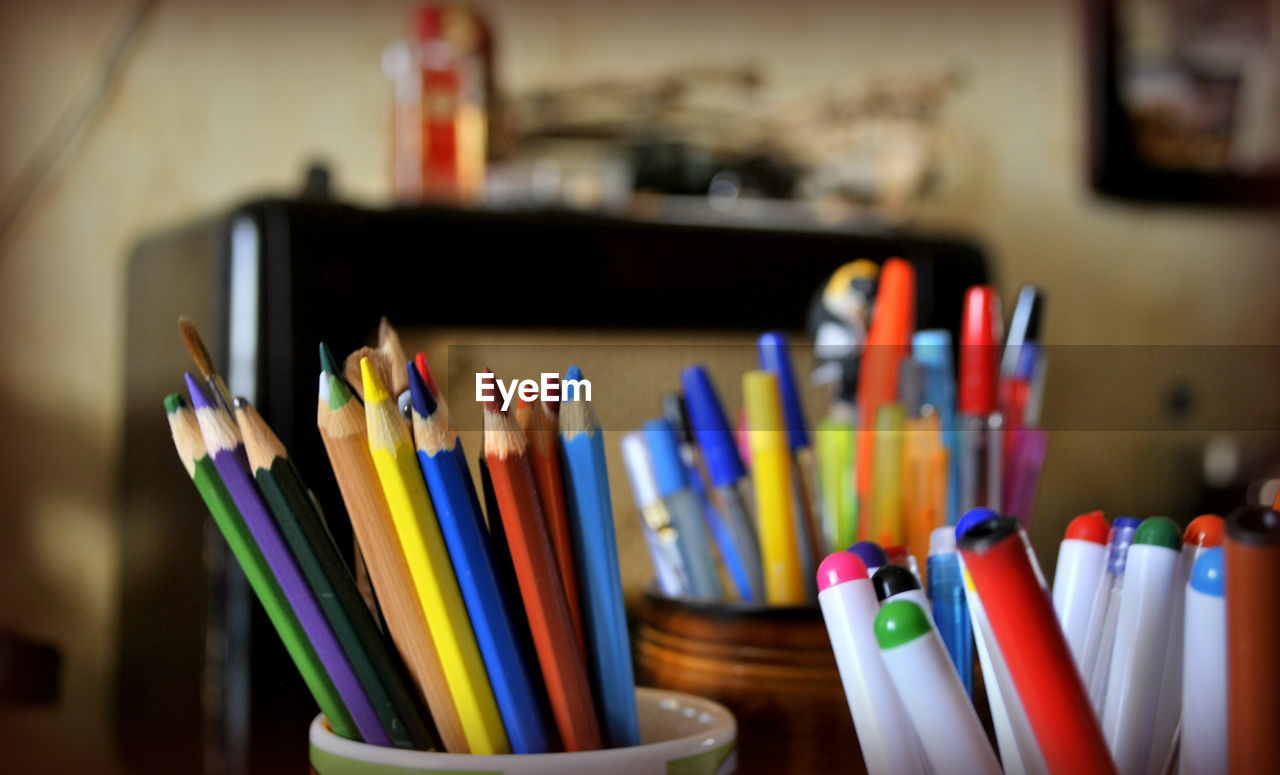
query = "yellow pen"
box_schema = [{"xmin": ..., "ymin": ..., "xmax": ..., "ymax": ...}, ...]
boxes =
[
  {"xmin": 904, "ymin": 409, "xmax": 946, "ymax": 572},
  {"xmin": 869, "ymin": 402, "xmax": 905, "ymax": 548},
  {"xmin": 361, "ymin": 357, "xmax": 509, "ymax": 754},
  {"xmin": 742, "ymin": 370, "xmax": 805, "ymax": 604}
]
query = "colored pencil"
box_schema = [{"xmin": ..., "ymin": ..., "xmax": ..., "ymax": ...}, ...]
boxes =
[
  {"xmin": 483, "ymin": 390, "xmax": 604, "ymax": 751},
  {"xmin": 360, "ymin": 357, "xmax": 509, "ymax": 754},
  {"xmin": 316, "ymin": 359, "xmax": 467, "ymax": 752},
  {"xmin": 558, "ymin": 365, "xmax": 640, "ymax": 749},
  {"xmin": 235, "ymin": 398, "xmax": 435, "ymax": 751},
  {"xmin": 184, "ymin": 373, "xmax": 391, "ymax": 746},
  {"xmin": 165, "ymin": 393, "xmax": 358, "ymax": 740},
  {"xmin": 408, "ymin": 365, "xmax": 555, "ymax": 754},
  {"xmin": 516, "ymin": 392, "xmax": 585, "ymax": 655}
]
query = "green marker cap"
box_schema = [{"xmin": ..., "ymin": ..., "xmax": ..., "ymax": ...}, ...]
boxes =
[
  {"xmin": 1133, "ymin": 517, "xmax": 1180, "ymax": 550},
  {"xmin": 874, "ymin": 599, "xmax": 933, "ymax": 650},
  {"xmin": 164, "ymin": 392, "xmax": 185, "ymax": 413}
]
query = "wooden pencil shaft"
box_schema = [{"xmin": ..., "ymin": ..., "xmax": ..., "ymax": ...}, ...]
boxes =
[{"xmin": 318, "ymin": 408, "xmax": 465, "ymax": 753}]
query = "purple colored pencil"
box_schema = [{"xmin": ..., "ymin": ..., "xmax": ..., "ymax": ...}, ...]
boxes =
[{"xmin": 184, "ymin": 373, "xmax": 391, "ymax": 746}]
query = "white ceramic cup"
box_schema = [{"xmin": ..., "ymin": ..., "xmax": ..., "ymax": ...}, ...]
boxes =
[{"xmin": 309, "ymin": 687, "xmax": 737, "ymax": 775}]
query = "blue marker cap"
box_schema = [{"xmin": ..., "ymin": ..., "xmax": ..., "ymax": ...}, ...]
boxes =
[
  {"xmin": 912, "ymin": 329, "xmax": 955, "ymax": 414},
  {"xmin": 956, "ymin": 507, "xmax": 1000, "ymax": 539},
  {"xmin": 848, "ymin": 540, "xmax": 888, "ymax": 569},
  {"xmin": 1189, "ymin": 547, "xmax": 1225, "ymax": 597},
  {"xmin": 1106, "ymin": 517, "xmax": 1142, "ymax": 574},
  {"xmin": 642, "ymin": 418, "xmax": 687, "ymax": 497},
  {"xmin": 680, "ymin": 365, "xmax": 746, "ymax": 487},
  {"xmin": 757, "ymin": 332, "xmax": 809, "ymax": 452}
]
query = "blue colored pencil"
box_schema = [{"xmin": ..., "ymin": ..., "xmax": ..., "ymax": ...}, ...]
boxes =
[
  {"xmin": 407, "ymin": 365, "xmax": 555, "ymax": 754},
  {"xmin": 558, "ymin": 366, "xmax": 640, "ymax": 748}
]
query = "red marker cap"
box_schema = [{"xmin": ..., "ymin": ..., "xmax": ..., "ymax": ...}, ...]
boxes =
[
  {"xmin": 959, "ymin": 285, "xmax": 1002, "ymax": 415},
  {"xmin": 1184, "ymin": 514, "xmax": 1224, "ymax": 548},
  {"xmin": 817, "ymin": 551, "xmax": 869, "ymax": 592},
  {"xmin": 1065, "ymin": 511, "xmax": 1109, "ymax": 544}
]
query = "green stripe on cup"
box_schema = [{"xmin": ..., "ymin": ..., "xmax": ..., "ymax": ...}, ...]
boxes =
[
  {"xmin": 310, "ymin": 742, "xmax": 501, "ymax": 775},
  {"xmin": 666, "ymin": 740, "xmax": 734, "ymax": 775}
]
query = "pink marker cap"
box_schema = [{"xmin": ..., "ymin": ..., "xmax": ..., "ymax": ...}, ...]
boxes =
[{"xmin": 817, "ymin": 551, "xmax": 869, "ymax": 592}]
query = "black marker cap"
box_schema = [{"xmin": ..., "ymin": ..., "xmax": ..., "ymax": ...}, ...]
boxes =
[{"xmin": 871, "ymin": 564, "xmax": 921, "ymax": 602}]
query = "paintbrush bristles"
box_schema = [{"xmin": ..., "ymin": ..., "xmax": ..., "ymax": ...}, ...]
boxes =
[
  {"xmin": 166, "ymin": 403, "xmax": 207, "ymax": 477},
  {"xmin": 235, "ymin": 399, "xmax": 289, "ymax": 472},
  {"xmin": 378, "ymin": 317, "xmax": 410, "ymax": 396},
  {"xmin": 483, "ymin": 407, "xmax": 529, "ymax": 458},
  {"xmin": 192, "ymin": 401, "xmax": 242, "ymax": 456},
  {"xmin": 178, "ymin": 317, "xmax": 216, "ymax": 379}
]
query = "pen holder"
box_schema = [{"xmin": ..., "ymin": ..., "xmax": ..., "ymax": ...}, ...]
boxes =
[
  {"xmin": 634, "ymin": 591, "xmax": 859, "ymax": 775},
  {"xmin": 308, "ymin": 686, "xmax": 736, "ymax": 774}
]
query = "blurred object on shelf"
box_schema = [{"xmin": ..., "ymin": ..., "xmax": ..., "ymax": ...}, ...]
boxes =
[
  {"xmin": 495, "ymin": 64, "xmax": 965, "ymax": 223},
  {"xmin": 0, "ymin": 629, "xmax": 61, "ymax": 706},
  {"xmin": 384, "ymin": 4, "xmax": 492, "ymax": 203}
]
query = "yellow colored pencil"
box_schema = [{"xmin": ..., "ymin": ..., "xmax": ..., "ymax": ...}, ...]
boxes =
[
  {"xmin": 742, "ymin": 370, "xmax": 805, "ymax": 605},
  {"xmin": 361, "ymin": 357, "xmax": 509, "ymax": 754}
]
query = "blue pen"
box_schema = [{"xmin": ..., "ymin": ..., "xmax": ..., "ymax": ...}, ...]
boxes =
[
  {"xmin": 660, "ymin": 392, "xmax": 752, "ymax": 601},
  {"xmin": 758, "ymin": 332, "xmax": 822, "ymax": 594},
  {"xmin": 643, "ymin": 419, "xmax": 724, "ymax": 599},
  {"xmin": 407, "ymin": 366, "xmax": 553, "ymax": 753},
  {"xmin": 559, "ymin": 366, "xmax": 640, "ymax": 749},
  {"xmin": 927, "ymin": 526, "xmax": 973, "ymax": 696},
  {"xmin": 913, "ymin": 330, "xmax": 960, "ymax": 525},
  {"xmin": 1080, "ymin": 515, "xmax": 1142, "ymax": 711},
  {"xmin": 680, "ymin": 366, "xmax": 765, "ymax": 601}
]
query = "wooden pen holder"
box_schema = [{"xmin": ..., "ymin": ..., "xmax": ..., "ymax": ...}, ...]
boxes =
[{"xmin": 634, "ymin": 592, "xmax": 862, "ymax": 775}]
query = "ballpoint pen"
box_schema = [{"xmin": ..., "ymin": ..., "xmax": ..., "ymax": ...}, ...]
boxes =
[
  {"xmin": 958, "ymin": 286, "xmax": 1003, "ymax": 513},
  {"xmin": 620, "ymin": 432, "xmax": 688, "ymax": 598},
  {"xmin": 642, "ymin": 419, "xmax": 723, "ymax": 599}
]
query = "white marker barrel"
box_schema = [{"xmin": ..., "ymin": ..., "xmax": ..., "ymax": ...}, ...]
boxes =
[
  {"xmin": 817, "ymin": 552, "xmax": 926, "ymax": 775},
  {"xmin": 1101, "ymin": 517, "xmax": 1181, "ymax": 775},
  {"xmin": 1052, "ymin": 512, "xmax": 1109, "ymax": 672},
  {"xmin": 1179, "ymin": 548, "xmax": 1225, "ymax": 775},
  {"xmin": 875, "ymin": 599, "xmax": 1002, "ymax": 775}
]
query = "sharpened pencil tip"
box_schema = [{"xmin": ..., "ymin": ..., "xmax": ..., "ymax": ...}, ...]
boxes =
[
  {"xmin": 164, "ymin": 392, "xmax": 185, "ymax": 413},
  {"xmin": 407, "ymin": 361, "xmax": 437, "ymax": 417},
  {"xmin": 184, "ymin": 373, "xmax": 215, "ymax": 410},
  {"xmin": 319, "ymin": 342, "xmax": 340, "ymax": 376},
  {"xmin": 360, "ymin": 357, "xmax": 390, "ymax": 403}
]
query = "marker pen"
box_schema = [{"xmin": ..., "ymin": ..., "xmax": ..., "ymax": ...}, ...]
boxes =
[
  {"xmin": 958, "ymin": 286, "xmax": 1003, "ymax": 513},
  {"xmin": 1052, "ymin": 511, "xmax": 1109, "ymax": 671},
  {"xmin": 660, "ymin": 392, "xmax": 753, "ymax": 601},
  {"xmin": 817, "ymin": 552, "xmax": 927, "ymax": 775},
  {"xmin": 959, "ymin": 517, "xmax": 1117, "ymax": 775},
  {"xmin": 680, "ymin": 366, "xmax": 765, "ymax": 601},
  {"xmin": 927, "ymin": 527, "xmax": 972, "ymax": 695},
  {"xmin": 1179, "ymin": 548, "xmax": 1225, "ymax": 775},
  {"xmin": 956, "ymin": 509, "xmax": 1043, "ymax": 775},
  {"xmin": 1101, "ymin": 517, "xmax": 1181, "ymax": 775},
  {"xmin": 883, "ymin": 544, "xmax": 921, "ymax": 584},
  {"xmin": 875, "ymin": 599, "xmax": 1003, "ymax": 775},
  {"xmin": 1080, "ymin": 515, "xmax": 1141, "ymax": 708},
  {"xmin": 759, "ymin": 332, "xmax": 826, "ymax": 565},
  {"xmin": 620, "ymin": 432, "xmax": 687, "ymax": 597},
  {"xmin": 1146, "ymin": 515, "xmax": 1224, "ymax": 775},
  {"xmin": 1224, "ymin": 505, "xmax": 1280, "ymax": 774},
  {"xmin": 848, "ymin": 540, "xmax": 887, "ymax": 578},
  {"xmin": 816, "ymin": 412, "xmax": 858, "ymax": 554},
  {"xmin": 743, "ymin": 371, "xmax": 807, "ymax": 604},
  {"xmin": 913, "ymin": 329, "xmax": 959, "ymax": 526},
  {"xmin": 872, "ymin": 564, "xmax": 929, "ymax": 612},
  {"xmin": 642, "ymin": 419, "xmax": 723, "ymax": 600}
]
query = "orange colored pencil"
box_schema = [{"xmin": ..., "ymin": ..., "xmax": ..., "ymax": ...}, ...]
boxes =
[
  {"xmin": 516, "ymin": 395, "xmax": 585, "ymax": 657},
  {"xmin": 484, "ymin": 395, "xmax": 603, "ymax": 752}
]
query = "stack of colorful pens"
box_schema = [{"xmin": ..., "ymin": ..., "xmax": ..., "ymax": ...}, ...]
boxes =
[
  {"xmin": 165, "ymin": 318, "xmax": 640, "ymax": 753},
  {"xmin": 621, "ymin": 259, "xmax": 1049, "ymax": 604},
  {"xmin": 818, "ymin": 499, "xmax": 1280, "ymax": 775}
]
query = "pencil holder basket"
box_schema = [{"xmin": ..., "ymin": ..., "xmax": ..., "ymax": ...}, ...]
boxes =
[
  {"xmin": 634, "ymin": 591, "xmax": 858, "ymax": 775},
  {"xmin": 308, "ymin": 686, "xmax": 736, "ymax": 774}
]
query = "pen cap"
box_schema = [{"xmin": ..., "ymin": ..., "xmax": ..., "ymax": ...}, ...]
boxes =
[
  {"xmin": 642, "ymin": 418, "xmax": 687, "ymax": 497},
  {"xmin": 1189, "ymin": 547, "xmax": 1224, "ymax": 597},
  {"xmin": 956, "ymin": 507, "xmax": 1000, "ymax": 540},
  {"xmin": 872, "ymin": 564, "xmax": 922, "ymax": 602},
  {"xmin": 817, "ymin": 550, "xmax": 869, "ymax": 591},
  {"xmin": 866, "ymin": 259, "xmax": 916, "ymax": 350},
  {"xmin": 929, "ymin": 526, "xmax": 956, "ymax": 556},
  {"xmin": 660, "ymin": 392, "xmax": 695, "ymax": 446},
  {"xmin": 1184, "ymin": 514, "xmax": 1224, "ymax": 548},
  {"xmin": 621, "ymin": 432, "xmax": 661, "ymax": 509},
  {"xmin": 680, "ymin": 365, "xmax": 746, "ymax": 487},
  {"xmin": 757, "ymin": 332, "xmax": 809, "ymax": 452},
  {"xmin": 742, "ymin": 371, "xmax": 787, "ymax": 455},
  {"xmin": 912, "ymin": 329, "xmax": 955, "ymax": 410},
  {"xmin": 959, "ymin": 286, "xmax": 1001, "ymax": 415},
  {"xmin": 1133, "ymin": 516, "xmax": 1181, "ymax": 551},
  {"xmin": 848, "ymin": 540, "xmax": 888, "ymax": 569},
  {"xmin": 1107, "ymin": 516, "xmax": 1142, "ymax": 574},
  {"xmin": 1064, "ymin": 511, "xmax": 1109, "ymax": 544},
  {"xmin": 874, "ymin": 598, "xmax": 934, "ymax": 649}
]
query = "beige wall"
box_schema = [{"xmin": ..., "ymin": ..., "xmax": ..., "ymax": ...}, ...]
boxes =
[{"xmin": 1, "ymin": 0, "xmax": 1276, "ymax": 769}]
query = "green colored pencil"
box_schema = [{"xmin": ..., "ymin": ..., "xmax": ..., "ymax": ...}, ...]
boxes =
[
  {"xmin": 164, "ymin": 393, "xmax": 359, "ymax": 738},
  {"xmin": 235, "ymin": 398, "xmax": 438, "ymax": 751}
]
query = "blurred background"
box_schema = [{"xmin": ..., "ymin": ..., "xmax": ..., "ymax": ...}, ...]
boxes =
[{"xmin": 1, "ymin": 0, "xmax": 1278, "ymax": 772}]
